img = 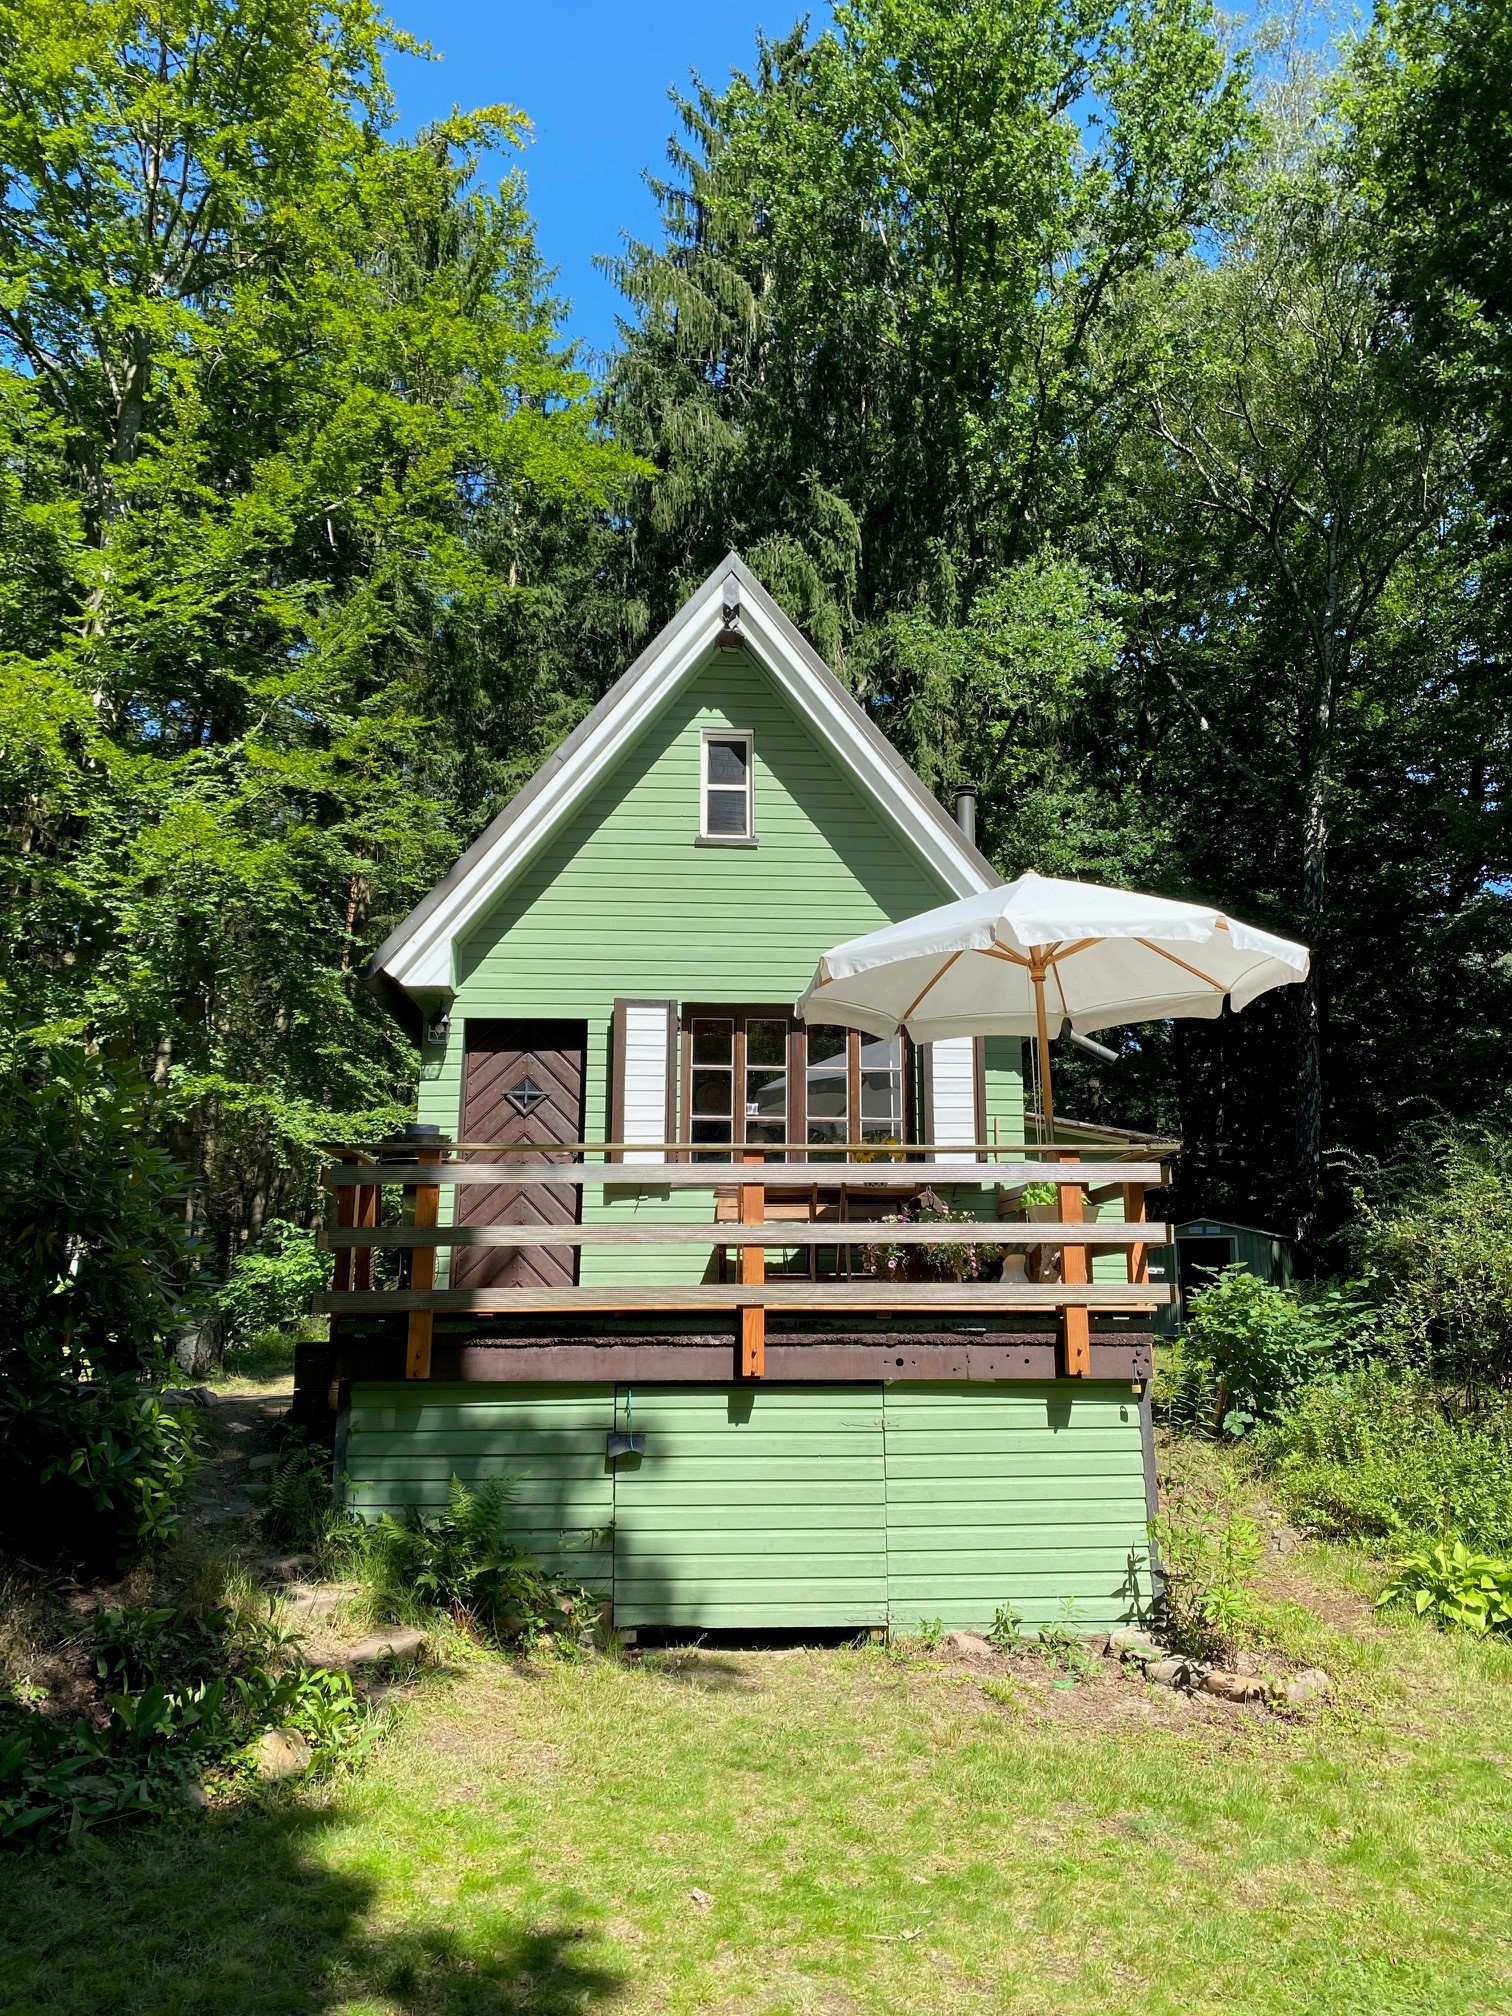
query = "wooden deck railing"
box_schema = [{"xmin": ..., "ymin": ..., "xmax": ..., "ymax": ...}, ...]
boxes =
[{"xmin": 315, "ymin": 1134, "xmax": 1176, "ymax": 1381}]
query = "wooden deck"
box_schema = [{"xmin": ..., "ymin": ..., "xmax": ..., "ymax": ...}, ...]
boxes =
[{"xmin": 306, "ymin": 1132, "xmax": 1175, "ymax": 1407}]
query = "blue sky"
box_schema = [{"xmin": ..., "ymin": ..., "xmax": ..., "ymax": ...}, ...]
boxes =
[{"xmin": 386, "ymin": 3, "xmax": 833, "ymax": 365}]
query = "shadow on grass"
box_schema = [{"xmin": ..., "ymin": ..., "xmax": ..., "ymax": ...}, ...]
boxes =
[{"xmin": 0, "ymin": 1798, "xmax": 625, "ymax": 2016}]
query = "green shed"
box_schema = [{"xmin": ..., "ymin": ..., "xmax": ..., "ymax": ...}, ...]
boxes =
[
  {"xmin": 307, "ymin": 556, "xmax": 1168, "ymax": 1634},
  {"xmin": 1152, "ymin": 1218, "xmax": 1294, "ymax": 1334}
]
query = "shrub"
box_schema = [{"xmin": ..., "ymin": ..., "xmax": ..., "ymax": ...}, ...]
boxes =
[
  {"xmin": 360, "ymin": 1478, "xmax": 599, "ymax": 1648},
  {"xmin": 1253, "ymin": 1365, "xmax": 1512, "ymax": 1552},
  {"xmin": 1151, "ymin": 1495, "xmax": 1264, "ymax": 1662},
  {"xmin": 1377, "ymin": 1539, "xmax": 1512, "ymax": 1636},
  {"xmin": 1181, "ymin": 1267, "xmax": 1354, "ymax": 1437},
  {"xmin": 1355, "ymin": 1129, "xmax": 1512, "ymax": 1394},
  {"xmin": 214, "ymin": 1220, "xmax": 330, "ymax": 1341},
  {"xmin": 0, "ymin": 1021, "xmax": 203, "ymax": 1567},
  {"xmin": 0, "ymin": 1376, "xmax": 201, "ymax": 1569},
  {"xmin": 1, "ymin": 1598, "xmax": 368, "ymax": 1852}
]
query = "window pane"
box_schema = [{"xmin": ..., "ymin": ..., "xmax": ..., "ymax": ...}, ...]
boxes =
[
  {"xmin": 706, "ymin": 787, "xmax": 748, "ymax": 835},
  {"xmin": 707, "ymin": 738, "xmax": 748, "ymax": 785},
  {"xmin": 692, "ymin": 1117, "xmax": 732, "ymax": 1156},
  {"xmin": 745, "ymin": 1066, "xmax": 786, "ymax": 1117},
  {"xmin": 747, "ymin": 1018, "xmax": 786, "ymax": 1067},
  {"xmin": 859, "ymin": 1034, "xmax": 902, "ymax": 1070},
  {"xmin": 691, "ymin": 1018, "xmax": 732, "ymax": 1066},
  {"xmin": 691, "ymin": 1069, "xmax": 732, "ymax": 1117},
  {"xmin": 807, "ymin": 1077, "xmax": 847, "ymax": 1120},
  {"xmin": 860, "ymin": 1069, "xmax": 901, "ymax": 1122},
  {"xmin": 806, "ymin": 1026, "xmax": 849, "ymax": 1073},
  {"xmin": 808, "ymin": 1118, "xmax": 846, "ymax": 1153}
]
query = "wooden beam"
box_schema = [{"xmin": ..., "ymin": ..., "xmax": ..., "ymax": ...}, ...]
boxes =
[
  {"xmin": 739, "ymin": 1153, "xmax": 765, "ymax": 1378},
  {"xmin": 404, "ymin": 1148, "xmax": 441, "ymax": 1380},
  {"xmin": 331, "ymin": 1182, "xmax": 356, "ymax": 1294},
  {"xmin": 1057, "ymin": 1170, "xmax": 1091, "ymax": 1377},
  {"xmin": 353, "ymin": 1183, "xmax": 377, "ymax": 1294},
  {"xmin": 1123, "ymin": 1181, "xmax": 1149, "ymax": 1289},
  {"xmin": 324, "ymin": 1218, "xmax": 1173, "ymax": 1250},
  {"xmin": 315, "ymin": 1280, "xmax": 1175, "ymax": 1315},
  {"xmin": 325, "ymin": 1157, "xmax": 1166, "ymax": 1191}
]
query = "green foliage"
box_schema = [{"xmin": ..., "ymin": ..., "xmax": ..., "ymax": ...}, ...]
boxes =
[
  {"xmin": 214, "ymin": 1223, "xmax": 330, "ymax": 1341},
  {"xmin": 1182, "ymin": 1267, "xmax": 1353, "ymax": 1436},
  {"xmin": 862, "ymin": 1190, "xmax": 1003, "ymax": 1283},
  {"xmin": 1378, "ymin": 1539, "xmax": 1512, "ymax": 1637},
  {"xmin": 914, "ymin": 1617, "xmax": 945, "ymax": 1652},
  {"xmin": 254, "ymin": 1438, "xmax": 338, "ymax": 1554},
  {"xmin": 1354, "ymin": 1130, "xmax": 1512, "ymax": 1393},
  {"xmin": 1, "ymin": 1596, "xmax": 367, "ymax": 1852},
  {"xmin": 986, "ymin": 1603, "xmax": 1024, "ymax": 1650},
  {"xmin": 1254, "ymin": 1365, "xmax": 1512, "ymax": 1554},
  {"xmin": 0, "ymin": 0, "xmax": 639, "ymax": 1269},
  {"xmin": 1152, "ymin": 1497, "xmax": 1263, "ymax": 1662},
  {"xmin": 361, "ymin": 1479, "xmax": 599, "ymax": 1648}
]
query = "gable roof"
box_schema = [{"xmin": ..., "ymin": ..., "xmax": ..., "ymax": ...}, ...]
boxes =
[{"xmin": 370, "ymin": 553, "xmax": 1002, "ymax": 995}]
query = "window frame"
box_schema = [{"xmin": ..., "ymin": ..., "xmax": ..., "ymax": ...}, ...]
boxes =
[
  {"xmin": 678, "ymin": 1005, "xmax": 913, "ymax": 1159},
  {"xmin": 697, "ymin": 728, "xmax": 756, "ymax": 844}
]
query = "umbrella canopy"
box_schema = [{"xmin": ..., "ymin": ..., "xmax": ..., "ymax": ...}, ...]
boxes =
[{"xmin": 797, "ymin": 870, "xmax": 1309, "ymax": 1122}]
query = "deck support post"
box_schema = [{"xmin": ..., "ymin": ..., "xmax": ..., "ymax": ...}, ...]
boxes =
[
  {"xmin": 738, "ymin": 1153, "xmax": 766, "ymax": 1378},
  {"xmin": 1122, "ymin": 1182, "xmax": 1149, "ymax": 1291},
  {"xmin": 405, "ymin": 1145, "xmax": 442, "ymax": 1380},
  {"xmin": 1057, "ymin": 1165, "xmax": 1091, "ymax": 1377},
  {"xmin": 332, "ymin": 1178, "xmax": 357, "ymax": 1294}
]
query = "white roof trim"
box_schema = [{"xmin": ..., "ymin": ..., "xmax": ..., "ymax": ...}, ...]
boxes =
[{"xmin": 371, "ymin": 554, "xmax": 1001, "ymax": 994}]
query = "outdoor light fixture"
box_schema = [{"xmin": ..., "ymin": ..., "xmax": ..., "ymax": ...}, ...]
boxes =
[
  {"xmin": 606, "ymin": 1431, "xmax": 647, "ymax": 1460},
  {"xmin": 425, "ymin": 1012, "xmax": 451, "ymax": 1046},
  {"xmin": 1058, "ymin": 1017, "xmax": 1119, "ymax": 1064}
]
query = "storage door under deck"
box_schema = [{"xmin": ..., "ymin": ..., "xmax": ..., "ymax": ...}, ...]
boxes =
[
  {"xmin": 342, "ymin": 1382, "xmax": 615, "ymax": 1597},
  {"xmin": 610, "ymin": 1386, "xmax": 888, "ymax": 1629},
  {"xmin": 883, "ymin": 1383, "xmax": 1152, "ymax": 1636}
]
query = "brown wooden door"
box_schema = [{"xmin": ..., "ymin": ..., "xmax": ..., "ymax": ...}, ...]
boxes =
[{"xmin": 454, "ymin": 1020, "xmax": 587, "ymax": 1290}]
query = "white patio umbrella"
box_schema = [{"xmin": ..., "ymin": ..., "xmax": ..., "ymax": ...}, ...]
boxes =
[{"xmin": 796, "ymin": 869, "xmax": 1309, "ymax": 1126}]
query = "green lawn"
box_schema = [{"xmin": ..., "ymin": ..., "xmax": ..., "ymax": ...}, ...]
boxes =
[{"xmin": 4, "ymin": 1540, "xmax": 1512, "ymax": 2016}]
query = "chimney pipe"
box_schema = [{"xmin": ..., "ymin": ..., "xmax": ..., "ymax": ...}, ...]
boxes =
[{"xmin": 952, "ymin": 783, "xmax": 978, "ymax": 847}]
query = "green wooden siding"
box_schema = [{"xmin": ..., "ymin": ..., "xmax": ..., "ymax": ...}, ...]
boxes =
[
  {"xmin": 413, "ymin": 642, "xmax": 1019, "ymax": 1285},
  {"xmin": 342, "ymin": 1383, "xmax": 614, "ymax": 1594},
  {"xmin": 342, "ymin": 1381, "xmax": 1150, "ymax": 1632},
  {"xmin": 611, "ymin": 1387, "xmax": 889, "ymax": 1628},
  {"xmin": 883, "ymin": 1384, "xmax": 1151, "ymax": 1634}
]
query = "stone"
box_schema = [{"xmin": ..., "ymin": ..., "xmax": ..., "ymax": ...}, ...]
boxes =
[
  {"xmin": 1201, "ymin": 1670, "xmax": 1265, "ymax": 1704},
  {"xmin": 1277, "ymin": 1667, "xmax": 1331, "ymax": 1707},
  {"xmin": 944, "ymin": 1631, "xmax": 995, "ymax": 1661},
  {"xmin": 182, "ymin": 1780, "xmax": 211, "ymax": 1811},
  {"xmin": 1146, "ymin": 1656, "xmax": 1206, "ymax": 1690},
  {"xmin": 251, "ymin": 1728, "xmax": 312, "ymax": 1779},
  {"xmin": 688, "ymin": 1889, "xmax": 713, "ymax": 1911},
  {"xmin": 247, "ymin": 1453, "xmax": 279, "ymax": 1471},
  {"xmin": 337, "ymin": 1627, "xmax": 428, "ymax": 1673},
  {"xmin": 1105, "ymin": 1628, "xmax": 1162, "ymax": 1664}
]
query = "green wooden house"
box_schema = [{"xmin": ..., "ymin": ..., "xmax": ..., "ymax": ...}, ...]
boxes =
[{"xmin": 307, "ymin": 557, "xmax": 1166, "ymax": 1635}]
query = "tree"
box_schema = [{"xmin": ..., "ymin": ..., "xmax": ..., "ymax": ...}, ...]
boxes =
[
  {"xmin": 604, "ymin": 0, "xmax": 1250, "ymax": 654},
  {"xmin": 0, "ymin": 0, "xmax": 637, "ymax": 1266}
]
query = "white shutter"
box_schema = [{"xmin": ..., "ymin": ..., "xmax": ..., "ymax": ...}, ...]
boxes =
[
  {"xmin": 613, "ymin": 999, "xmax": 676, "ymax": 1163},
  {"xmin": 927, "ymin": 1037, "xmax": 978, "ymax": 1161}
]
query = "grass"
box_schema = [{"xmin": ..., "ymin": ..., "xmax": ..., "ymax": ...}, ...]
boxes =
[{"xmin": 4, "ymin": 1518, "xmax": 1512, "ymax": 2016}]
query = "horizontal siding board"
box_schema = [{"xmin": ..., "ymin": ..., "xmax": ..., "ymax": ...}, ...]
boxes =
[
  {"xmin": 342, "ymin": 1383, "xmax": 615, "ymax": 1595},
  {"xmin": 882, "ymin": 1383, "xmax": 1151, "ymax": 1634},
  {"xmin": 611, "ymin": 1385, "xmax": 887, "ymax": 1627}
]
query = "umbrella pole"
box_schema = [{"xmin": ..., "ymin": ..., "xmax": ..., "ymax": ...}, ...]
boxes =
[{"xmin": 1031, "ymin": 955, "xmax": 1055, "ymax": 1138}]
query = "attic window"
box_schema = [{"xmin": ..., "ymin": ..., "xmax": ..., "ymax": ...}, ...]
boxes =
[{"xmin": 700, "ymin": 731, "xmax": 753, "ymax": 841}]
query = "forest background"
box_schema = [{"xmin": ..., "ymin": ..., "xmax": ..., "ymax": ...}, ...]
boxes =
[{"xmin": 1, "ymin": 0, "xmax": 1507, "ymax": 1308}]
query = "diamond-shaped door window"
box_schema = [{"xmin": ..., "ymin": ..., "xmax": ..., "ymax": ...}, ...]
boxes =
[{"xmin": 507, "ymin": 1075, "xmax": 547, "ymax": 1116}]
